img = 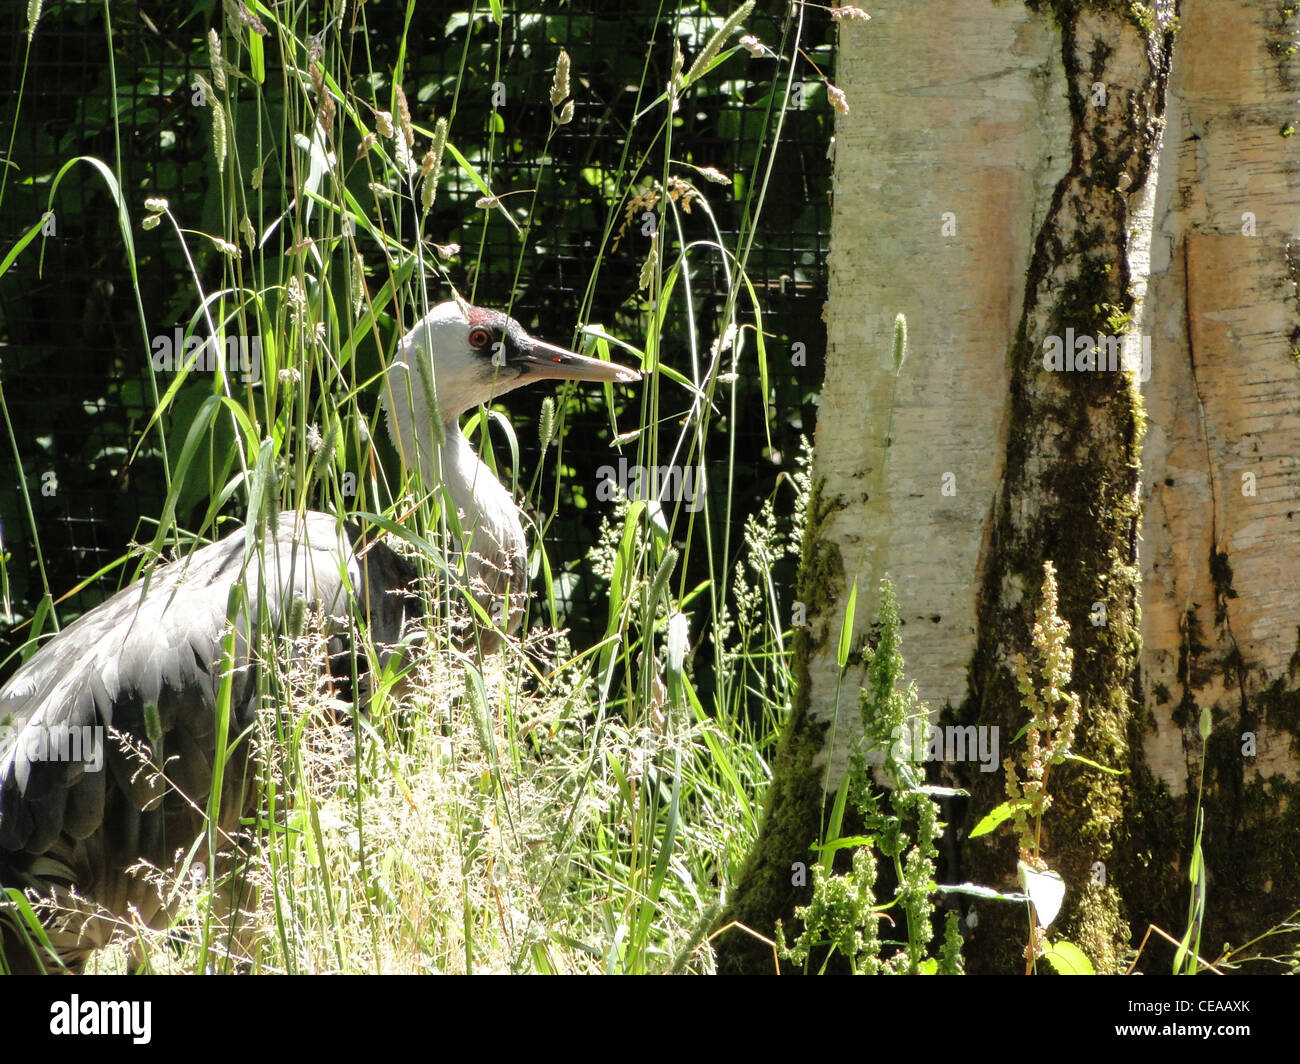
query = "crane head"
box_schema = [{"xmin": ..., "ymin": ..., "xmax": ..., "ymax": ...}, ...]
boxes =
[
  {"xmin": 386, "ymin": 301, "xmax": 640, "ymax": 427},
  {"xmin": 379, "ymin": 300, "xmax": 641, "ymax": 581}
]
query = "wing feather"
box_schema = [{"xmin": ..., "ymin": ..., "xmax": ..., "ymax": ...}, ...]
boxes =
[
  {"xmin": 0, "ymin": 511, "xmax": 420, "ymax": 968},
  {"xmin": 0, "ymin": 513, "xmax": 373, "ymax": 853}
]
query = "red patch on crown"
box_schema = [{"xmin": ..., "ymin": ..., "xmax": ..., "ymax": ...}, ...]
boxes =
[{"xmin": 466, "ymin": 305, "xmax": 505, "ymax": 328}]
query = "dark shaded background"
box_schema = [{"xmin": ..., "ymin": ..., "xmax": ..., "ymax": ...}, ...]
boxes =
[{"xmin": 0, "ymin": 0, "xmax": 832, "ymax": 691}]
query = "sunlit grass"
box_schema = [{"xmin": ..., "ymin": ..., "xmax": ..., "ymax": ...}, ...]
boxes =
[{"xmin": 3, "ymin": 3, "xmax": 811, "ymax": 973}]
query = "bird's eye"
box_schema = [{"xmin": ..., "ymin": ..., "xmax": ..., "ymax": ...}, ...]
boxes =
[{"xmin": 468, "ymin": 327, "xmax": 492, "ymax": 350}]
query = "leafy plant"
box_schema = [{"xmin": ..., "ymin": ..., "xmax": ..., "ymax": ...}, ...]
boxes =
[
  {"xmin": 968, "ymin": 561, "xmax": 1121, "ymax": 975},
  {"xmin": 778, "ymin": 579, "xmax": 964, "ymax": 975}
]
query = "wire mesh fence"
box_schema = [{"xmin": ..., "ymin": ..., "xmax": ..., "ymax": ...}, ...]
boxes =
[{"xmin": 0, "ymin": 0, "xmax": 831, "ymax": 669}]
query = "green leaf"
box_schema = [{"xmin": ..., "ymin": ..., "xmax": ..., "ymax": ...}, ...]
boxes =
[
  {"xmin": 968, "ymin": 799, "xmax": 1033, "ymax": 838},
  {"xmin": 1, "ymin": 886, "xmax": 63, "ymax": 971},
  {"xmin": 811, "ymin": 835, "xmax": 874, "ymax": 856},
  {"xmin": 822, "ymin": 775, "xmax": 851, "ymax": 871},
  {"xmin": 20, "ymin": 592, "xmax": 54, "ymax": 662},
  {"xmin": 248, "ymin": 26, "xmax": 265, "ymax": 82},
  {"xmin": 0, "ymin": 216, "xmax": 48, "ymax": 280},
  {"xmin": 442, "ymin": 142, "xmax": 521, "ymax": 233},
  {"xmin": 740, "ymin": 273, "xmax": 772, "ymax": 451},
  {"xmin": 836, "ymin": 577, "xmax": 857, "ymax": 669},
  {"xmin": 634, "ymin": 748, "xmax": 680, "ymax": 948},
  {"xmin": 1062, "ymin": 751, "xmax": 1125, "ymax": 775},
  {"xmin": 1043, "ymin": 940, "xmax": 1094, "ymax": 975},
  {"xmin": 1173, "ymin": 929, "xmax": 1192, "ymax": 975},
  {"xmin": 936, "ymin": 882, "xmax": 1026, "ymax": 903}
]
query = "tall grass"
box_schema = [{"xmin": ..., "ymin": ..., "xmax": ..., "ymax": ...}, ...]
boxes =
[{"xmin": 1, "ymin": 1, "xmax": 816, "ymax": 973}]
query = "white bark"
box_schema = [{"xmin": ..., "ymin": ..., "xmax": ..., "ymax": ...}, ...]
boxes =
[{"xmin": 813, "ymin": 0, "xmax": 1069, "ymax": 782}]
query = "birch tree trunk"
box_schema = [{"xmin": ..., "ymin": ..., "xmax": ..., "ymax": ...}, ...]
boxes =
[
  {"xmin": 958, "ymin": 0, "xmax": 1170, "ymax": 975},
  {"xmin": 719, "ymin": 0, "xmax": 1085, "ymax": 973},
  {"xmin": 720, "ymin": 0, "xmax": 1300, "ymax": 978},
  {"xmin": 1133, "ymin": 0, "xmax": 1300, "ymax": 963}
]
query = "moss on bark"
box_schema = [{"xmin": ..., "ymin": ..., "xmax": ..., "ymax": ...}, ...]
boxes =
[
  {"xmin": 714, "ymin": 476, "xmax": 845, "ymax": 974},
  {"xmin": 958, "ymin": 2, "xmax": 1172, "ymax": 974}
]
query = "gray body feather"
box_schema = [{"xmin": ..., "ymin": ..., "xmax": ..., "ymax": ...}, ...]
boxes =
[{"xmin": 0, "ymin": 512, "xmax": 416, "ymax": 972}]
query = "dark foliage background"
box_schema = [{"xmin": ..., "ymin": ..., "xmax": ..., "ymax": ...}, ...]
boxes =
[{"xmin": 0, "ymin": 0, "xmax": 831, "ymax": 689}]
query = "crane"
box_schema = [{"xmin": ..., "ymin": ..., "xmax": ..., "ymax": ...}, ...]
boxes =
[{"xmin": 0, "ymin": 299, "xmax": 640, "ymax": 972}]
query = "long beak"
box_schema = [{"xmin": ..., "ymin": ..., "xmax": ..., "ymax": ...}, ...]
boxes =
[{"xmin": 517, "ymin": 337, "xmax": 641, "ymax": 384}]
